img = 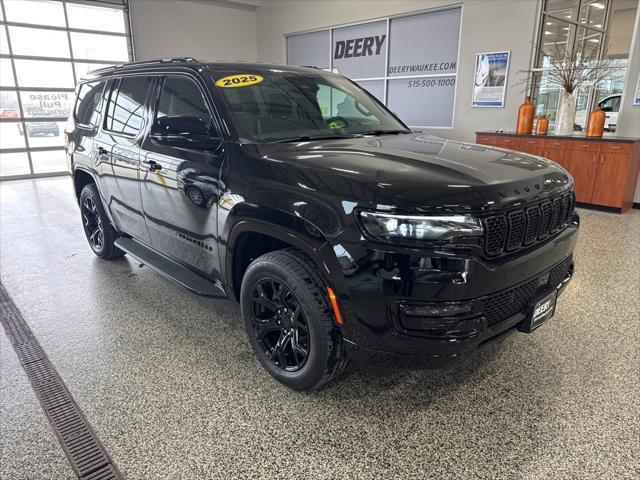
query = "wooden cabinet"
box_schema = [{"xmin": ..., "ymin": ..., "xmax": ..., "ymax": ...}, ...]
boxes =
[
  {"xmin": 519, "ymin": 138, "xmax": 544, "ymax": 156},
  {"xmin": 476, "ymin": 132, "xmax": 640, "ymax": 213},
  {"xmin": 591, "ymin": 152, "xmax": 632, "ymax": 208},
  {"xmin": 566, "ymin": 150, "xmax": 599, "ymax": 203},
  {"xmin": 494, "ymin": 136, "xmax": 521, "ymax": 149},
  {"xmin": 544, "ymin": 147, "xmax": 570, "ymax": 170},
  {"xmin": 476, "ymin": 134, "xmax": 496, "ymax": 146}
]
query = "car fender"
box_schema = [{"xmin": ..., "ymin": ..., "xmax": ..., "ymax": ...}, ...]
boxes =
[
  {"xmin": 72, "ymin": 166, "xmax": 118, "ymax": 226},
  {"xmin": 221, "ymin": 203, "xmax": 347, "ymax": 303}
]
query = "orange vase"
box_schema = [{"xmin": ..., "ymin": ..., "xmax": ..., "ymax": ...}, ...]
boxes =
[
  {"xmin": 516, "ymin": 96, "xmax": 535, "ymax": 134},
  {"xmin": 586, "ymin": 107, "xmax": 606, "ymax": 137},
  {"xmin": 535, "ymin": 115, "xmax": 549, "ymax": 135}
]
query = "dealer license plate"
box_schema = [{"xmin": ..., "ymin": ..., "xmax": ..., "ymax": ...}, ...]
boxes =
[{"xmin": 520, "ymin": 290, "xmax": 557, "ymax": 333}]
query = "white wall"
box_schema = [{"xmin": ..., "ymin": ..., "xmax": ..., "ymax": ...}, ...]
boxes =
[
  {"xmin": 130, "ymin": 0, "xmax": 258, "ymax": 62},
  {"xmin": 255, "ymin": 0, "xmax": 540, "ymax": 143},
  {"xmin": 616, "ymin": 5, "xmax": 640, "ymax": 202}
]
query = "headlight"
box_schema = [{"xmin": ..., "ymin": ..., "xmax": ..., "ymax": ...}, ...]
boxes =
[{"xmin": 358, "ymin": 211, "xmax": 483, "ymax": 241}]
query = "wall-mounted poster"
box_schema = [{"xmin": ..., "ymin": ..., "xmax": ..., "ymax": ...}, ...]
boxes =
[
  {"xmin": 472, "ymin": 51, "xmax": 510, "ymax": 108},
  {"xmin": 634, "ymin": 73, "xmax": 640, "ymax": 105}
]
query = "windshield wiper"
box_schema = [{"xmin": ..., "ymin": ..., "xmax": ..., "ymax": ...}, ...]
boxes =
[
  {"xmin": 268, "ymin": 134, "xmax": 362, "ymax": 143},
  {"xmin": 358, "ymin": 129, "xmax": 412, "ymax": 136}
]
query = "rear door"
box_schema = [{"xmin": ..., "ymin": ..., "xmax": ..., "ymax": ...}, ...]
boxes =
[
  {"xmin": 99, "ymin": 75, "xmax": 154, "ymax": 243},
  {"xmin": 69, "ymin": 79, "xmax": 108, "ymax": 183},
  {"xmin": 139, "ymin": 74, "xmax": 225, "ymax": 278}
]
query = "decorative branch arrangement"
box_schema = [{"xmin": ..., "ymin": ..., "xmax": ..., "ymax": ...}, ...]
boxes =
[
  {"xmin": 516, "ymin": 43, "xmax": 614, "ymax": 135},
  {"xmin": 518, "ymin": 44, "xmax": 613, "ymax": 95}
]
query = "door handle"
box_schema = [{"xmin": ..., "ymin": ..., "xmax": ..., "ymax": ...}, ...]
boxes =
[
  {"xmin": 97, "ymin": 147, "xmax": 109, "ymax": 156},
  {"xmin": 142, "ymin": 159, "xmax": 162, "ymax": 172}
]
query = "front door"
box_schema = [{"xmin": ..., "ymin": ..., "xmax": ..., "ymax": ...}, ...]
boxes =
[
  {"xmin": 140, "ymin": 74, "xmax": 225, "ymax": 279},
  {"xmin": 99, "ymin": 75, "xmax": 154, "ymax": 243}
]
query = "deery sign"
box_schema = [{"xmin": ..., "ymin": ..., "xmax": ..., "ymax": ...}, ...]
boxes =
[{"xmin": 334, "ymin": 35, "xmax": 386, "ymax": 59}]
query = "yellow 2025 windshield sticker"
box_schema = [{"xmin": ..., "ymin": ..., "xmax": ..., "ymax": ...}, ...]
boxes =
[{"xmin": 215, "ymin": 74, "xmax": 263, "ymax": 88}]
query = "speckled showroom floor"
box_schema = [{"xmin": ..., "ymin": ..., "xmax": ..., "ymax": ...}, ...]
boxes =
[{"xmin": 0, "ymin": 177, "xmax": 638, "ymax": 480}]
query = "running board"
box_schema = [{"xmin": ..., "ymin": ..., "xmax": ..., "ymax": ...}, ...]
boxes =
[{"xmin": 115, "ymin": 237, "xmax": 227, "ymax": 297}]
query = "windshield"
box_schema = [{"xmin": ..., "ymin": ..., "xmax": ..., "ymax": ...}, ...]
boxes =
[{"xmin": 212, "ymin": 69, "xmax": 409, "ymax": 142}]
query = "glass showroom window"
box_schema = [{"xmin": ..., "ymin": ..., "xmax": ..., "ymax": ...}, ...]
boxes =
[
  {"xmin": 285, "ymin": 6, "xmax": 463, "ymax": 128},
  {"xmin": 0, "ymin": 0, "xmax": 132, "ymax": 179},
  {"xmin": 532, "ymin": 0, "xmax": 638, "ymax": 131}
]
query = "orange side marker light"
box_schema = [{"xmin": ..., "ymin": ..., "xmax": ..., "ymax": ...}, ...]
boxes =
[{"xmin": 326, "ymin": 287, "xmax": 344, "ymax": 325}]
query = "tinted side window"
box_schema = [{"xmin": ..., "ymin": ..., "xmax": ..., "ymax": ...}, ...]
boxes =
[
  {"xmin": 154, "ymin": 76, "xmax": 214, "ymax": 133},
  {"xmin": 611, "ymin": 96, "xmax": 621, "ymax": 112},
  {"xmin": 104, "ymin": 76, "xmax": 152, "ymax": 135},
  {"xmin": 75, "ymin": 81, "xmax": 106, "ymax": 126},
  {"xmin": 600, "ymin": 96, "xmax": 620, "ymax": 112}
]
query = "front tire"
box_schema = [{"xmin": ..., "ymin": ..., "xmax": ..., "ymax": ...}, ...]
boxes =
[
  {"xmin": 79, "ymin": 183, "xmax": 124, "ymax": 260},
  {"xmin": 240, "ymin": 249, "xmax": 347, "ymax": 391}
]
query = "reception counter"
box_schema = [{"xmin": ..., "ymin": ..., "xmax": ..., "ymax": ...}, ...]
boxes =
[{"xmin": 476, "ymin": 131, "xmax": 640, "ymax": 213}]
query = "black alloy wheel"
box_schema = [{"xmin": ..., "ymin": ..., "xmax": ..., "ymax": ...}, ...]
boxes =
[
  {"xmin": 81, "ymin": 196, "xmax": 104, "ymax": 251},
  {"xmin": 250, "ymin": 277, "xmax": 310, "ymax": 371},
  {"xmin": 240, "ymin": 249, "xmax": 348, "ymax": 390},
  {"xmin": 79, "ymin": 183, "xmax": 125, "ymax": 260},
  {"xmin": 186, "ymin": 186, "xmax": 205, "ymax": 206}
]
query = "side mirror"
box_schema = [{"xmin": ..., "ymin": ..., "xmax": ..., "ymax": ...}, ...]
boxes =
[{"xmin": 150, "ymin": 115, "xmax": 222, "ymax": 150}]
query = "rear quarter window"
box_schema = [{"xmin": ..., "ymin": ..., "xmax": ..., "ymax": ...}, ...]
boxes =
[
  {"xmin": 74, "ymin": 81, "xmax": 106, "ymax": 126},
  {"xmin": 104, "ymin": 76, "xmax": 153, "ymax": 135}
]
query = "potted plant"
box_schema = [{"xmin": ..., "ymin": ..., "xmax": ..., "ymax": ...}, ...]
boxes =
[{"xmin": 520, "ymin": 45, "xmax": 612, "ymax": 135}]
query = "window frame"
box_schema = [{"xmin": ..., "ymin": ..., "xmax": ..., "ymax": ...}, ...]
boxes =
[
  {"xmin": 151, "ymin": 74, "xmax": 218, "ymax": 138},
  {"xmin": 73, "ymin": 80, "xmax": 106, "ymax": 129},
  {"xmin": 530, "ymin": 0, "xmax": 632, "ymax": 128},
  {"xmin": 149, "ymin": 72, "xmax": 224, "ymax": 142}
]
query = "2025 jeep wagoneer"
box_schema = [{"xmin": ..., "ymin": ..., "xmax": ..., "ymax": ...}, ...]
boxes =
[{"xmin": 66, "ymin": 58, "xmax": 578, "ymax": 390}]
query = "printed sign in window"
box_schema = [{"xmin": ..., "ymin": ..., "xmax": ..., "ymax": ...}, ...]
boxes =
[
  {"xmin": 331, "ymin": 21, "xmax": 386, "ymax": 79},
  {"xmin": 387, "ymin": 76, "xmax": 456, "ymax": 127},
  {"xmin": 388, "ymin": 9, "xmax": 461, "ymax": 77}
]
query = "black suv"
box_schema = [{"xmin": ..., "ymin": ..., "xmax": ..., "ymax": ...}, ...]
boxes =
[{"xmin": 65, "ymin": 58, "xmax": 578, "ymax": 390}]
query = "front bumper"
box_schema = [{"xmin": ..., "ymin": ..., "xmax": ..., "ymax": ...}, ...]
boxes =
[{"xmin": 337, "ymin": 216, "xmax": 578, "ymax": 364}]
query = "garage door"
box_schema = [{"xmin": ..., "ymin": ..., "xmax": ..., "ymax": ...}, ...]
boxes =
[{"xmin": 0, "ymin": 0, "xmax": 133, "ymax": 179}]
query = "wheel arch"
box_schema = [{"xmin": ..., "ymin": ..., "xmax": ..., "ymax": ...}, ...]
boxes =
[
  {"xmin": 223, "ymin": 206, "xmax": 344, "ymax": 303},
  {"xmin": 72, "ymin": 167, "xmax": 97, "ymax": 203}
]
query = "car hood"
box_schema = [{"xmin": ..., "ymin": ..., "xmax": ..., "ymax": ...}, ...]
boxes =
[{"xmin": 255, "ymin": 133, "xmax": 572, "ymax": 213}]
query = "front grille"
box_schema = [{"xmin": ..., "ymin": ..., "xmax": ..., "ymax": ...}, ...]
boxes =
[
  {"xmin": 485, "ymin": 215, "xmax": 507, "ymax": 256},
  {"xmin": 506, "ymin": 211, "xmax": 526, "ymax": 251},
  {"xmin": 483, "ymin": 192, "xmax": 575, "ymax": 257},
  {"xmin": 480, "ymin": 255, "xmax": 572, "ymax": 327}
]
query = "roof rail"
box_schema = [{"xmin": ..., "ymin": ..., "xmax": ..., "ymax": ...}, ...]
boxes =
[{"xmin": 113, "ymin": 57, "xmax": 199, "ymax": 69}]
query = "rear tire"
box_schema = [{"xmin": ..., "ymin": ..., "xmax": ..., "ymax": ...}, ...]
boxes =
[
  {"xmin": 79, "ymin": 183, "xmax": 124, "ymax": 260},
  {"xmin": 240, "ymin": 248, "xmax": 347, "ymax": 390}
]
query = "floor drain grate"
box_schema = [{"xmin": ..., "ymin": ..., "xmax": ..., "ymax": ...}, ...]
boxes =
[{"xmin": 0, "ymin": 284, "xmax": 122, "ymax": 480}]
